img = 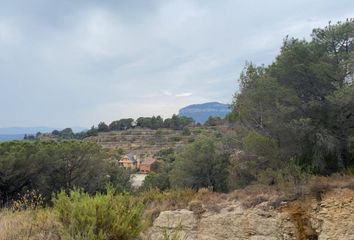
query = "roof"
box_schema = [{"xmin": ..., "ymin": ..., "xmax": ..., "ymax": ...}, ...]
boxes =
[
  {"xmin": 127, "ymin": 153, "xmax": 137, "ymax": 162},
  {"xmin": 140, "ymin": 157, "xmax": 156, "ymax": 165},
  {"xmin": 119, "ymin": 153, "xmax": 137, "ymax": 163}
]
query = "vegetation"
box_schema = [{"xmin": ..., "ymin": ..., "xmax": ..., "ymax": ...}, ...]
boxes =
[
  {"xmin": 0, "ymin": 140, "xmax": 131, "ymax": 205},
  {"xmin": 49, "ymin": 115, "xmax": 195, "ymax": 141},
  {"xmin": 1, "ymin": 19, "xmax": 354, "ymax": 240},
  {"xmin": 53, "ymin": 187, "xmax": 144, "ymax": 240},
  {"xmin": 229, "ymin": 20, "xmax": 354, "ymax": 187},
  {"xmin": 51, "ymin": 127, "xmax": 98, "ymax": 140},
  {"xmin": 170, "ymin": 137, "xmax": 229, "ymax": 192}
]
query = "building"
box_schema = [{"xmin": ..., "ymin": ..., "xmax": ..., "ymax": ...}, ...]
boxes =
[
  {"xmin": 119, "ymin": 153, "xmax": 139, "ymax": 169},
  {"xmin": 139, "ymin": 157, "xmax": 156, "ymax": 174}
]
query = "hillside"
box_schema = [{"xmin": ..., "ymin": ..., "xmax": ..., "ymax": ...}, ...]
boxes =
[
  {"xmin": 86, "ymin": 126, "xmax": 228, "ymax": 155},
  {"xmin": 179, "ymin": 102, "xmax": 230, "ymax": 123}
]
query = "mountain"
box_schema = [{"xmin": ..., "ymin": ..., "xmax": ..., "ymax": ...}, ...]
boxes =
[
  {"xmin": 178, "ymin": 102, "xmax": 231, "ymax": 124},
  {"xmin": 0, "ymin": 126, "xmax": 87, "ymax": 142},
  {"xmin": 0, "ymin": 127, "xmax": 57, "ymax": 135},
  {"xmin": 0, "ymin": 134, "xmax": 25, "ymax": 141}
]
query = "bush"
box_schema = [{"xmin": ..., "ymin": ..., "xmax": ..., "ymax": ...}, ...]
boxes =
[
  {"xmin": 141, "ymin": 172, "xmax": 170, "ymax": 191},
  {"xmin": 53, "ymin": 187, "xmax": 144, "ymax": 240},
  {"xmin": 182, "ymin": 127, "xmax": 191, "ymax": 136},
  {"xmin": 171, "ymin": 136, "xmax": 181, "ymax": 142},
  {"xmin": 188, "ymin": 200, "xmax": 205, "ymax": 217},
  {"xmin": 170, "ymin": 137, "xmax": 230, "ymax": 192}
]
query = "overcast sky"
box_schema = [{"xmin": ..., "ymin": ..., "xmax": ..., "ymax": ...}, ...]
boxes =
[{"xmin": 0, "ymin": 0, "xmax": 353, "ymax": 128}]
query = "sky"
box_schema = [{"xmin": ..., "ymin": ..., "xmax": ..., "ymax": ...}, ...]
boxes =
[{"xmin": 0, "ymin": 0, "xmax": 353, "ymax": 128}]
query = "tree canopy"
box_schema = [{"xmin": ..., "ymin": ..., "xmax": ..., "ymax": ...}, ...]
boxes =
[
  {"xmin": 0, "ymin": 140, "xmax": 131, "ymax": 204},
  {"xmin": 231, "ymin": 20, "xmax": 354, "ymax": 175}
]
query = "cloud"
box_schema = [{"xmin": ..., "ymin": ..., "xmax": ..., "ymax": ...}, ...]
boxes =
[
  {"xmin": 0, "ymin": 0, "xmax": 353, "ymax": 128},
  {"xmin": 175, "ymin": 93, "xmax": 193, "ymax": 97},
  {"xmin": 0, "ymin": 20, "xmax": 21, "ymax": 45}
]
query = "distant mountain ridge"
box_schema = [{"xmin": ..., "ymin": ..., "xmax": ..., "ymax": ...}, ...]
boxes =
[
  {"xmin": 178, "ymin": 102, "xmax": 230, "ymax": 123},
  {"xmin": 0, "ymin": 126, "xmax": 86, "ymax": 142},
  {"xmin": 0, "ymin": 134, "xmax": 24, "ymax": 141}
]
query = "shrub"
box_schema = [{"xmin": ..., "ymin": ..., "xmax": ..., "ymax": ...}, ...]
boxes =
[
  {"xmin": 155, "ymin": 129, "xmax": 163, "ymax": 137},
  {"xmin": 11, "ymin": 189, "xmax": 45, "ymax": 211},
  {"xmin": 182, "ymin": 127, "xmax": 191, "ymax": 136},
  {"xmin": 188, "ymin": 200, "xmax": 205, "ymax": 217},
  {"xmin": 171, "ymin": 136, "xmax": 182, "ymax": 142},
  {"xmin": 243, "ymin": 132, "xmax": 277, "ymax": 157},
  {"xmin": 52, "ymin": 187, "xmax": 144, "ymax": 240}
]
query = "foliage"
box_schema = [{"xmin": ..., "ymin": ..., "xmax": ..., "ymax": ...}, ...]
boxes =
[
  {"xmin": 182, "ymin": 127, "xmax": 191, "ymax": 136},
  {"xmin": 97, "ymin": 122, "xmax": 109, "ymax": 132},
  {"xmin": 51, "ymin": 127, "xmax": 98, "ymax": 140},
  {"xmin": 0, "ymin": 141, "xmax": 131, "ymax": 204},
  {"xmin": 141, "ymin": 172, "xmax": 170, "ymax": 191},
  {"xmin": 53, "ymin": 187, "xmax": 144, "ymax": 240},
  {"xmin": 204, "ymin": 116, "xmax": 223, "ymax": 126},
  {"xmin": 107, "ymin": 166, "xmax": 133, "ymax": 193},
  {"xmin": 231, "ymin": 20, "xmax": 354, "ymax": 176},
  {"xmin": 11, "ymin": 189, "xmax": 45, "ymax": 211},
  {"xmin": 170, "ymin": 137, "xmax": 230, "ymax": 192},
  {"xmin": 109, "ymin": 118, "xmax": 134, "ymax": 131}
]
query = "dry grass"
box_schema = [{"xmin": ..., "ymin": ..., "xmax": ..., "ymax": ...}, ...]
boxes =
[
  {"xmin": 229, "ymin": 184, "xmax": 283, "ymax": 208},
  {"xmin": 229, "ymin": 174, "xmax": 354, "ymax": 209},
  {"xmin": 0, "ymin": 209, "xmax": 65, "ymax": 240}
]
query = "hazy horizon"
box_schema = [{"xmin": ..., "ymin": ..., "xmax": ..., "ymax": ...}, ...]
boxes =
[{"xmin": 1, "ymin": 0, "xmax": 353, "ymax": 128}]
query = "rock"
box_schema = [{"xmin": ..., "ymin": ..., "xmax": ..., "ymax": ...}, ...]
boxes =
[
  {"xmin": 143, "ymin": 188, "xmax": 354, "ymax": 240},
  {"xmin": 144, "ymin": 209, "xmax": 198, "ymax": 240},
  {"xmin": 153, "ymin": 209, "xmax": 197, "ymax": 230}
]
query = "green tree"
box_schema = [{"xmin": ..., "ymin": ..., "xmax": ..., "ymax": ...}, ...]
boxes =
[
  {"xmin": 170, "ymin": 137, "xmax": 229, "ymax": 192},
  {"xmin": 230, "ymin": 20, "xmax": 354, "ymax": 175},
  {"xmin": 141, "ymin": 172, "xmax": 170, "ymax": 191},
  {"xmin": 98, "ymin": 122, "xmax": 109, "ymax": 132}
]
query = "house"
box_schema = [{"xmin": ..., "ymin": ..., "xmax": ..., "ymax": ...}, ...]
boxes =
[
  {"xmin": 119, "ymin": 153, "xmax": 139, "ymax": 169},
  {"xmin": 139, "ymin": 157, "xmax": 156, "ymax": 174}
]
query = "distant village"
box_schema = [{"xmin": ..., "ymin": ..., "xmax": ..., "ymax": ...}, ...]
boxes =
[{"xmin": 118, "ymin": 153, "xmax": 156, "ymax": 174}]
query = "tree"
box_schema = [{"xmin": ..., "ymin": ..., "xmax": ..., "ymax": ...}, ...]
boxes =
[
  {"xmin": 170, "ymin": 137, "xmax": 229, "ymax": 192},
  {"xmin": 85, "ymin": 126, "xmax": 98, "ymax": 137},
  {"xmin": 109, "ymin": 119, "xmax": 134, "ymax": 131},
  {"xmin": 98, "ymin": 122, "xmax": 109, "ymax": 132},
  {"xmin": 230, "ymin": 20, "xmax": 354, "ymax": 175},
  {"xmin": 0, "ymin": 140, "xmax": 117, "ymax": 203},
  {"xmin": 141, "ymin": 172, "xmax": 170, "ymax": 191},
  {"xmin": 204, "ymin": 116, "xmax": 223, "ymax": 126},
  {"xmin": 60, "ymin": 128, "xmax": 75, "ymax": 139}
]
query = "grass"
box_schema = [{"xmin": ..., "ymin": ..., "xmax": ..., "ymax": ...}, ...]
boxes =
[
  {"xmin": 229, "ymin": 173, "xmax": 354, "ymax": 208},
  {"xmin": 0, "ymin": 208, "xmax": 65, "ymax": 240},
  {"xmin": 1, "ymin": 174, "xmax": 354, "ymax": 239}
]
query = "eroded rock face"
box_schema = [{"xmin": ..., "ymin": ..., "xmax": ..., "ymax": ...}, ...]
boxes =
[
  {"xmin": 146, "ymin": 209, "xmax": 199, "ymax": 240},
  {"xmin": 144, "ymin": 188, "xmax": 354, "ymax": 240},
  {"xmin": 310, "ymin": 188, "xmax": 354, "ymax": 239}
]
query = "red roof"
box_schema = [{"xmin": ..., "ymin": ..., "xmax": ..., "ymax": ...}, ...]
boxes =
[{"xmin": 141, "ymin": 157, "xmax": 156, "ymax": 165}]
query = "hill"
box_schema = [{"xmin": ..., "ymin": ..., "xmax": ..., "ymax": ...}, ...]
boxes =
[
  {"xmin": 85, "ymin": 125, "xmax": 228, "ymax": 155},
  {"xmin": 178, "ymin": 102, "xmax": 230, "ymax": 123},
  {"xmin": 0, "ymin": 127, "xmax": 86, "ymax": 141}
]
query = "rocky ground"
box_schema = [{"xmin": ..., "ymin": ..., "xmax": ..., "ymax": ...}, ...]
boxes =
[{"xmin": 143, "ymin": 188, "xmax": 354, "ymax": 240}]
